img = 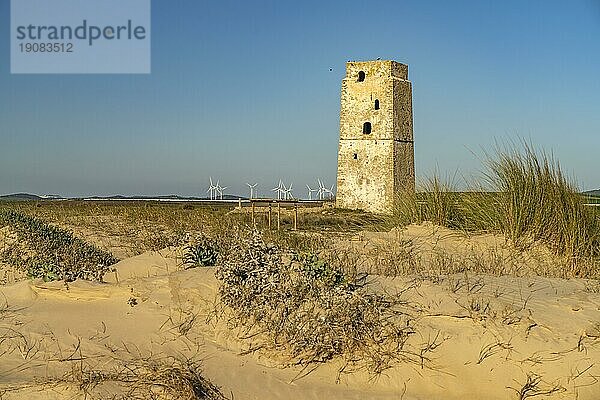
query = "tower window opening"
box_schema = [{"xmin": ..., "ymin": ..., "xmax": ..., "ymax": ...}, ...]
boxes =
[
  {"xmin": 362, "ymin": 122, "xmax": 372, "ymax": 134},
  {"xmin": 374, "ymin": 99, "xmax": 380, "ymax": 110},
  {"xmin": 357, "ymin": 71, "xmax": 365, "ymax": 82}
]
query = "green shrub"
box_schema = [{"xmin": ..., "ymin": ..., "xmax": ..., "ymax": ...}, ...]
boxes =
[
  {"xmin": 184, "ymin": 234, "xmax": 219, "ymax": 267},
  {"xmin": 26, "ymin": 260, "xmax": 62, "ymax": 282},
  {"xmin": 215, "ymin": 230, "xmax": 416, "ymax": 372},
  {"xmin": 297, "ymin": 252, "xmax": 346, "ymax": 288}
]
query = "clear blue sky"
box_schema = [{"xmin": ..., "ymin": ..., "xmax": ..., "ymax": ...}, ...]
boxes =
[{"xmin": 1, "ymin": 0, "xmax": 599, "ymax": 197}]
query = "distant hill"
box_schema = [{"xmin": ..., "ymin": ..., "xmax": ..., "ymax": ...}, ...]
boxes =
[
  {"xmin": 0, "ymin": 193, "xmax": 65, "ymax": 201},
  {"xmin": 0, "ymin": 193, "xmax": 245, "ymax": 202},
  {"xmin": 583, "ymin": 190, "xmax": 600, "ymax": 197},
  {"xmin": 0, "ymin": 193, "xmax": 44, "ymax": 201},
  {"xmin": 83, "ymin": 194, "xmax": 245, "ymax": 201}
]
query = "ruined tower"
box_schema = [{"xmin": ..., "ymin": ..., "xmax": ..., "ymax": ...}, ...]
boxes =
[{"xmin": 336, "ymin": 60, "xmax": 415, "ymax": 214}]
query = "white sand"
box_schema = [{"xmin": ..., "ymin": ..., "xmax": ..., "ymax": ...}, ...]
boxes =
[{"xmin": 0, "ymin": 228, "xmax": 599, "ymax": 399}]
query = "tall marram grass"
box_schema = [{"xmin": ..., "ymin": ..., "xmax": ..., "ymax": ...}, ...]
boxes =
[
  {"xmin": 394, "ymin": 142, "xmax": 600, "ymax": 270},
  {"xmin": 394, "ymin": 174, "xmax": 462, "ymax": 228},
  {"xmin": 482, "ymin": 142, "xmax": 600, "ymax": 266}
]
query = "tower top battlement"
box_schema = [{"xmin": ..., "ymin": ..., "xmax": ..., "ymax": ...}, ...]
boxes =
[{"xmin": 344, "ymin": 60, "xmax": 408, "ymax": 80}]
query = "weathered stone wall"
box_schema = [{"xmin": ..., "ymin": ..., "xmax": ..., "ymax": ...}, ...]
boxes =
[
  {"xmin": 337, "ymin": 140, "xmax": 396, "ymax": 213},
  {"xmin": 336, "ymin": 60, "xmax": 415, "ymax": 214}
]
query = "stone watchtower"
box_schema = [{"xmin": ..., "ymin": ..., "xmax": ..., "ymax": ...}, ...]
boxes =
[{"xmin": 336, "ymin": 60, "xmax": 415, "ymax": 214}]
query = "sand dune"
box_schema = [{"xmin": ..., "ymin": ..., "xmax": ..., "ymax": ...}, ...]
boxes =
[{"xmin": 0, "ymin": 232, "xmax": 599, "ymax": 399}]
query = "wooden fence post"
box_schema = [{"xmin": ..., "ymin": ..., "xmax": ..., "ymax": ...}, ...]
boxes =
[
  {"xmin": 294, "ymin": 204, "xmax": 298, "ymax": 230},
  {"xmin": 268, "ymin": 204, "xmax": 272, "ymax": 229},
  {"xmin": 277, "ymin": 203, "xmax": 281, "ymax": 230}
]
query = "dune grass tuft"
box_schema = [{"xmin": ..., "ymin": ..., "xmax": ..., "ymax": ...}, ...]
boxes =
[
  {"xmin": 393, "ymin": 142, "xmax": 600, "ymax": 273},
  {"xmin": 482, "ymin": 142, "xmax": 599, "ymax": 266}
]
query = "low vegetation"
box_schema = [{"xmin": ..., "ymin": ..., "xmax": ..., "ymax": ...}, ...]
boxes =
[
  {"xmin": 215, "ymin": 230, "xmax": 419, "ymax": 374},
  {"xmin": 68, "ymin": 355, "xmax": 227, "ymax": 400},
  {"xmin": 0, "ymin": 143, "xmax": 597, "ymax": 282},
  {"xmin": 184, "ymin": 234, "xmax": 220, "ymax": 267},
  {"xmin": 0, "ymin": 210, "xmax": 118, "ymax": 281},
  {"xmin": 0, "ymin": 143, "xmax": 598, "ymax": 398}
]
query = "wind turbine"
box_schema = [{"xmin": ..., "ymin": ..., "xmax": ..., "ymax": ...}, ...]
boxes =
[
  {"xmin": 272, "ymin": 180, "xmax": 285, "ymax": 200},
  {"xmin": 324, "ymin": 183, "xmax": 335, "ymax": 200},
  {"xmin": 284, "ymin": 182, "xmax": 294, "ymax": 200},
  {"xmin": 317, "ymin": 179, "xmax": 326, "ymax": 200},
  {"xmin": 207, "ymin": 177, "xmax": 217, "ymax": 200},
  {"xmin": 215, "ymin": 180, "xmax": 227, "ymax": 200},
  {"xmin": 306, "ymin": 184, "xmax": 317, "ymax": 200},
  {"xmin": 246, "ymin": 183, "xmax": 257, "ymax": 199}
]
